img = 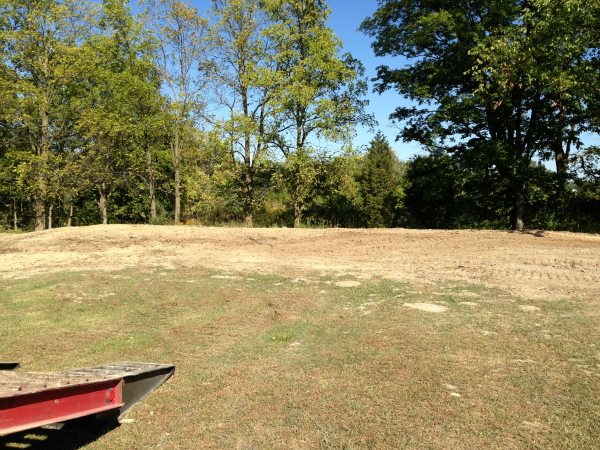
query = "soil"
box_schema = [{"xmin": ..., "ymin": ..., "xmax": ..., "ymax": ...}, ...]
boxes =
[
  {"xmin": 403, "ymin": 303, "xmax": 448, "ymax": 313},
  {"xmin": 1, "ymin": 224, "xmax": 599, "ymax": 299}
]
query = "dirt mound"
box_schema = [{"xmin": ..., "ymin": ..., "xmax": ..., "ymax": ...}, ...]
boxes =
[{"xmin": 1, "ymin": 224, "xmax": 599, "ymax": 299}]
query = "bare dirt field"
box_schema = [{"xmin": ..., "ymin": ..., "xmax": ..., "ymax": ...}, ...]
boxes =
[
  {"xmin": 1, "ymin": 225, "xmax": 599, "ymax": 299},
  {"xmin": 2, "ymin": 226, "xmax": 600, "ymax": 449}
]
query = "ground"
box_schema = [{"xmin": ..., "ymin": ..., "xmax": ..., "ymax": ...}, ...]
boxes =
[
  {"xmin": 1, "ymin": 226, "xmax": 599, "ymax": 449},
  {"xmin": 1, "ymin": 225, "xmax": 599, "ymax": 299}
]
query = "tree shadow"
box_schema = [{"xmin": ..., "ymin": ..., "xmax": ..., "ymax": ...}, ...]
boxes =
[
  {"xmin": 0, "ymin": 420, "xmax": 119, "ymax": 450},
  {"xmin": 507, "ymin": 229, "xmax": 546, "ymax": 237},
  {"xmin": 525, "ymin": 229, "xmax": 546, "ymax": 237}
]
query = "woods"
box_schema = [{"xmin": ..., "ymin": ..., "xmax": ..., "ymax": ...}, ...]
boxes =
[
  {"xmin": 1, "ymin": 0, "xmax": 599, "ymax": 232},
  {"xmin": 361, "ymin": 0, "xmax": 600, "ymax": 231}
]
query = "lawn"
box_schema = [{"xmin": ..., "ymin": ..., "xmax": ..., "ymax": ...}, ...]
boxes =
[{"xmin": 1, "ymin": 268, "xmax": 599, "ymax": 449}]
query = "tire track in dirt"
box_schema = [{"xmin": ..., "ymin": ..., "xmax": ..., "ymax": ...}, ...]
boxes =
[{"xmin": 1, "ymin": 225, "xmax": 599, "ymax": 299}]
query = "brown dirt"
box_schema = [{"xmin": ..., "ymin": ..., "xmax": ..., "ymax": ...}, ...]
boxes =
[{"xmin": 1, "ymin": 224, "xmax": 599, "ymax": 299}]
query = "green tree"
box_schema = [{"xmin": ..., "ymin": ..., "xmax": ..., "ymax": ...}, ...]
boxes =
[
  {"xmin": 0, "ymin": 148, "xmax": 26, "ymax": 230},
  {"xmin": 302, "ymin": 153, "xmax": 363, "ymax": 227},
  {"xmin": 403, "ymin": 154, "xmax": 462, "ymax": 229},
  {"xmin": 101, "ymin": 0, "xmax": 166, "ymax": 222},
  {"xmin": 141, "ymin": 0, "xmax": 211, "ymax": 224},
  {"xmin": 52, "ymin": 151, "xmax": 89, "ymax": 227},
  {"xmin": 263, "ymin": 0, "xmax": 373, "ymax": 227},
  {"xmin": 360, "ymin": 0, "xmax": 564, "ymax": 230},
  {"xmin": 0, "ymin": 0, "xmax": 98, "ymax": 230},
  {"xmin": 470, "ymin": 0, "xmax": 600, "ymax": 218},
  {"xmin": 78, "ymin": 0, "xmax": 160, "ymax": 224},
  {"xmin": 182, "ymin": 130, "xmax": 238, "ymax": 223},
  {"xmin": 359, "ymin": 132, "xmax": 397, "ymax": 228},
  {"xmin": 209, "ymin": 0, "xmax": 279, "ymax": 227}
]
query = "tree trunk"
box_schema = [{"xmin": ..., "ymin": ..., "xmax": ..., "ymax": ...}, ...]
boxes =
[
  {"xmin": 68, "ymin": 204, "xmax": 73, "ymax": 227},
  {"xmin": 242, "ymin": 120, "xmax": 254, "ymax": 227},
  {"xmin": 150, "ymin": 187, "xmax": 157, "ymax": 221},
  {"xmin": 13, "ymin": 198, "xmax": 17, "ymax": 231},
  {"xmin": 172, "ymin": 131, "xmax": 180, "ymax": 225},
  {"xmin": 552, "ymin": 100, "xmax": 572, "ymax": 221},
  {"xmin": 174, "ymin": 166, "xmax": 180, "ymax": 224},
  {"xmin": 99, "ymin": 184, "xmax": 108, "ymax": 225},
  {"xmin": 293, "ymin": 170, "xmax": 301, "ymax": 228},
  {"xmin": 146, "ymin": 141, "xmax": 156, "ymax": 220},
  {"xmin": 243, "ymin": 169, "xmax": 253, "ymax": 228},
  {"xmin": 34, "ymin": 196, "xmax": 46, "ymax": 232},
  {"xmin": 34, "ymin": 102, "xmax": 50, "ymax": 232},
  {"xmin": 48, "ymin": 204, "xmax": 53, "ymax": 230},
  {"xmin": 293, "ymin": 202, "xmax": 301, "ymax": 228},
  {"xmin": 555, "ymin": 148, "xmax": 568, "ymax": 217},
  {"xmin": 511, "ymin": 186, "xmax": 524, "ymax": 231},
  {"xmin": 294, "ymin": 123, "xmax": 303, "ymax": 229}
]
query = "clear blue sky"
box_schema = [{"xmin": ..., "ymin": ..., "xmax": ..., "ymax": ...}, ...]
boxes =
[{"xmin": 323, "ymin": 0, "xmax": 421, "ymax": 159}]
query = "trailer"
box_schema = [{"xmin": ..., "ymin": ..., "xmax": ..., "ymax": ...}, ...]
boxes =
[{"xmin": 0, "ymin": 361, "xmax": 175, "ymax": 436}]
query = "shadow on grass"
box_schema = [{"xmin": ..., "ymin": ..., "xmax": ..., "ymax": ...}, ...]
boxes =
[{"xmin": 0, "ymin": 420, "xmax": 119, "ymax": 450}]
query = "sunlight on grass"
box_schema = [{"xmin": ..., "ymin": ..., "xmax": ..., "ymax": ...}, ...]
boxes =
[{"xmin": 1, "ymin": 268, "xmax": 599, "ymax": 449}]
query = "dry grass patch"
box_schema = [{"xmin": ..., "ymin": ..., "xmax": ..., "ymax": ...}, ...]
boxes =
[{"xmin": 1, "ymin": 271, "xmax": 599, "ymax": 449}]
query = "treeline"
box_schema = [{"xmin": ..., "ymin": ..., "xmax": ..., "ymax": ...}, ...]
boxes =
[
  {"xmin": 0, "ymin": 0, "xmax": 372, "ymax": 231},
  {"xmin": 1, "ymin": 0, "xmax": 600, "ymax": 232},
  {"xmin": 361, "ymin": 0, "xmax": 600, "ymax": 232}
]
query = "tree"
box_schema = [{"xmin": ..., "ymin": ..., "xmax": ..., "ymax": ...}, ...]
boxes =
[
  {"xmin": 52, "ymin": 151, "xmax": 89, "ymax": 227},
  {"xmin": 470, "ymin": 0, "xmax": 600, "ymax": 218},
  {"xmin": 78, "ymin": 0, "xmax": 160, "ymax": 225},
  {"xmin": 0, "ymin": 0, "xmax": 98, "ymax": 230},
  {"xmin": 263, "ymin": 0, "xmax": 374, "ymax": 227},
  {"xmin": 140, "ymin": 0, "xmax": 211, "ymax": 224},
  {"xmin": 209, "ymin": 0, "xmax": 279, "ymax": 227},
  {"xmin": 301, "ymin": 152, "xmax": 363, "ymax": 228},
  {"xmin": 0, "ymin": 148, "xmax": 26, "ymax": 230},
  {"xmin": 402, "ymin": 153, "xmax": 462, "ymax": 229},
  {"xmin": 360, "ymin": 0, "xmax": 558, "ymax": 230},
  {"xmin": 182, "ymin": 130, "xmax": 238, "ymax": 223},
  {"xmin": 104, "ymin": 0, "xmax": 165, "ymax": 222},
  {"xmin": 359, "ymin": 132, "xmax": 397, "ymax": 227}
]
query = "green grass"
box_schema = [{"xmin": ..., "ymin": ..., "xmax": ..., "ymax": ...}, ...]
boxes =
[{"xmin": 1, "ymin": 269, "xmax": 599, "ymax": 449}]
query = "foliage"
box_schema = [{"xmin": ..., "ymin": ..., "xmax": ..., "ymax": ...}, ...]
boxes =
[
  {"xmin": 208, "ymin": 0, "xmax": 280, "ymax": 227},
  {"xmin": 0, "ymin": 0, "xmax": 99, "ymax": 230},
  {"xmin": 403, "ymin": 154, "xmax": 461, "ymax": 229},
  {"xmin": 359, "ymin": 0, "xmax": 600, "ymax": 231},
  {"xmin": 140, "ymin": 0, "xmax": 211, "ymax": 224},
  {"xmin": 469, "ymin": 0, "xmax": 600, "ymax": 217},
  {"xmin": 359, "ymin": 132, "xmax": 398, "ymax": 228},
  {"xmin": 0, "ymin": 0, "xmax": 599, "ymax": 232},
  {"xmin": 182, "ymin": 131, "xmax": 240, "ymax": 223},
  {"xmin": 263, "ymin": 0, "xmax": 374, "ymax": 227}
]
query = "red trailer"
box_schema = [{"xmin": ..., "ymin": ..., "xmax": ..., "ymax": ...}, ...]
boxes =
[{"xmin": 0, "ymin": 361, "xmax": 175, "ymax": 436}]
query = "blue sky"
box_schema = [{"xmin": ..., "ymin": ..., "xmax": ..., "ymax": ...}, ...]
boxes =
[{"xmin": 323, "ymin": 0, "xmax": 421, "ymax": 159}]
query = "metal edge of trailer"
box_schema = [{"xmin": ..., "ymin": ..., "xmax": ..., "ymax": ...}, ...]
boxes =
[
  {"xmin": 0, "ymin": 379, "xmax": 124, "ymax": 436},
  {"xmin": 64, "ymin": 362, "xmax": 176, "ymax": 419},
  {"xmin": 0, "ymin": 361, "xmax": 175, "ymax": 436},
  {"xmin": 0, "ymin": 363, "xmax": 20, "ymax": 371}
]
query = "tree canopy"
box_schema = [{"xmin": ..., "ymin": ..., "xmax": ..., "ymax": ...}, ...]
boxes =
[
  {"xmin": 0, "ymin": 0, "xmax": 598, "ymax": 232},
  {"xmin": 360, "ymin": 0, "xmax": 600, "ymax": 230}
]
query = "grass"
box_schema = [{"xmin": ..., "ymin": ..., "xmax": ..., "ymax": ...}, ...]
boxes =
[
  {"xmin": 0, "ymin": 228, "xmax": 24, "ymax": 234},
  {"xmin": 1, "ymin": 268, "xmax": 599, "ymax": 449}
]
